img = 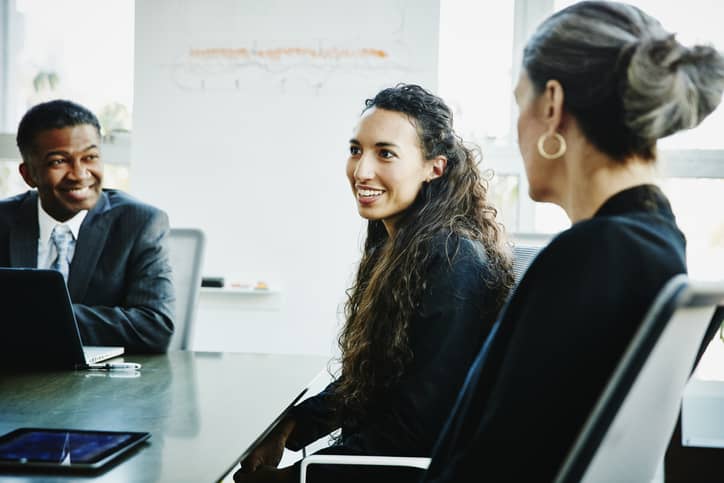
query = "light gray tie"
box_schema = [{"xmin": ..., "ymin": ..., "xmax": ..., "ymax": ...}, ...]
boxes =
[{"xmin": 50, "ymin": 225, "xmax": 73, "ymax": 281}]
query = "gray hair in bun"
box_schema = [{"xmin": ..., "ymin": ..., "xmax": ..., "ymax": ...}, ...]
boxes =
[
  {"xmin": 523, "ymin": 1, "xmax": 724, "ymax": 161},
  {"xmin": 626, "ymin": 35, "xmax": 724, "ymax": 141}
]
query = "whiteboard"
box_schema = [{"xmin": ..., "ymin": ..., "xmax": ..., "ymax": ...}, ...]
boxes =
[{"xmin": 131, "ymin": 0, "xmax": 440, "ymax": 354}]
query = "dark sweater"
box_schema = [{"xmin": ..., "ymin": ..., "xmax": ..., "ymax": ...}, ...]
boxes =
[
  {"xmin": 288, "ymin": 234, "xmax": 506, "ymax": 482},
  {"xmin": 423, "ymin": 185, "xmax": 687, "ymax": 482}
]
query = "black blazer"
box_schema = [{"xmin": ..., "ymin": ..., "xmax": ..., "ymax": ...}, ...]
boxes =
[
  {"xmin": 286, "ymin": 234, "xmax": 506, "ymax": 482},
  {"xmin": 423, "ymin": 185, "xmax": 687, "ymax": 482},
  {"xmin": 0, "ymin": 189, "xmax": 174, "ymax": 353}
]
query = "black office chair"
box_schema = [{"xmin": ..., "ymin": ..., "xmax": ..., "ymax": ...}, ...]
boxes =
[
  {"xmin": 512, "ymin": 244, "xmax": 541, "ymax": 285},
  {"xmin": 167, "ymin": 228, "xmax": 206, "ymax": 350},
  {"xmin": 554, "ymin": 274, "xmax": 724, "ymax": 483}
]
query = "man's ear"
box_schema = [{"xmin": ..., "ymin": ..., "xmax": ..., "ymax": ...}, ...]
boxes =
[
  {"xmin": 18, "ymin": 162, "xmax": 37, "ymax": 188},
  {"xmin": 429, "ymin": 155, "xmax": 447, "ymax": 180},
  {"xmin": 542, "ymin": 79, "xmax": 566, "ymax": 135}
]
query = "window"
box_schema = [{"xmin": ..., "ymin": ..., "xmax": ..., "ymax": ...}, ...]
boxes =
[
  {"xmin": 0, "ymin": 0, "xmax": 133, "ymax": 195},
  {"xmin": 439, "ymin": 1, "xmax": 520, "ymax": 231},
  {"xmin": 439, "ymin": 0, "xmax": 724, "ymax": 280},
  {"xmin": 660, "ymin": 178, "xmax": 724, "ymax": 281},
  {"xmin": 4, "ymin": 0, "xmax": 134, "ymax": 133},
  {"xmin": 438, "ymin": 1, "xmax": 515, "ymax": 146}
]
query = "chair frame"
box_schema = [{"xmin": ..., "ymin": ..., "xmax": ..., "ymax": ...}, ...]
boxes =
[
  {"xmin": 554, "ymin": 274, "xmax": 724, "ymax": 483},
  {"xmin": 300, "ymin": 454, "xmax": 430, "ymax": 482},
  {"xmin": 168, "ymin": 228, "xmax": 206, "ymax": 350}
]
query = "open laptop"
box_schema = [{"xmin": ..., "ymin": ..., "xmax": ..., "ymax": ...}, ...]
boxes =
[{"xmin": 0, "ymin": 268, "xmax": 123, "ymax": 369}]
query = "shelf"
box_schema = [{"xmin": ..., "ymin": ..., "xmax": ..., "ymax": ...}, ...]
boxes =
[{"xmin": 200, "ymin": 286, "xmax": 279, "ymax": 295}]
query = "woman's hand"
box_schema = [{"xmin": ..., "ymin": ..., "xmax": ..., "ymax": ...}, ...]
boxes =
[{"xmin": 235, "ymin": 417, "xmax": 297, "ymax": 477}]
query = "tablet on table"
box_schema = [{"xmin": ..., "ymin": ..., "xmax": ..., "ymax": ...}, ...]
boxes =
[{"xmin": 0, "ymin": 428, "xmax": 150, "ymax": 471}]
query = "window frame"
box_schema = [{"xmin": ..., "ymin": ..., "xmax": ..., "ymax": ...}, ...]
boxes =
[{"xmin": 0, "ymin": 0, "xmax": 8, "ymax": 132}]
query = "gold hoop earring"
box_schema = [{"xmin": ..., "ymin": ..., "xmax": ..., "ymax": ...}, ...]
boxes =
[{"xmin": 537, "ymin": 132, "xmax": 567, "ymax": 160}]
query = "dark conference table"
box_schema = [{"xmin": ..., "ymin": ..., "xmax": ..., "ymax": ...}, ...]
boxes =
[{"xmin": 0, "ymin": 351, "xmax": 329, "ymax": 482}]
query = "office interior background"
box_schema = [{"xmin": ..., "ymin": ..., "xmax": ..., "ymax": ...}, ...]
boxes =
[{"xmin": 0, "ymin": 0, "xmax": 722, "ymax": 357}]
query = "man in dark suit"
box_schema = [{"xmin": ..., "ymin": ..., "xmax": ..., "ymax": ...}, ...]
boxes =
[{"xmin": 0, "ymin": 99, "xmax": 174, "ymax": 353}]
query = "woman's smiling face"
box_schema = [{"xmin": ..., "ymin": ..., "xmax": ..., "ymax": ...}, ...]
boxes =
[{"xmin": 346, "ymin": 107, "xmax": 433, "ymax": 234}]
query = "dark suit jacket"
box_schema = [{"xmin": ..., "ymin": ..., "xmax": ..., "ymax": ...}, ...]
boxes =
[
  {"xmin": 0, "ymin": 189, "xmax": 174, "ymax": 353},
  {"xmin": 423, "ymin": 185, "xmax": 688, "ymax": 482},
  {"xmin": 285, "ymin": 234, "xmax": 507, "ymax": 482}
]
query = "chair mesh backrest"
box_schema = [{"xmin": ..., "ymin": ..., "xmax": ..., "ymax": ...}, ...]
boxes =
[
  {"xmin": 512, "ymin": 245, "xmax": 541, "ymax": 285},
  {"xmin": 555, "ymin": 275, "xmax": 724, "ymax": 483},
  {"xmin": 167, "ymin": 228, "xmax": 205, "ymax": 350}
]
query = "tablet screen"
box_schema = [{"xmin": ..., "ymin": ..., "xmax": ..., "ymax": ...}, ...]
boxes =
[{"xmin": 0, "ymin": 428, "xmax": 150, "ymax": 470}]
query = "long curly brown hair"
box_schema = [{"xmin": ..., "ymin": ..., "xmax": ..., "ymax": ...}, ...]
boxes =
[{"xmin": 334, "ymin": 84, "xmax": 514, "ymax": 425}]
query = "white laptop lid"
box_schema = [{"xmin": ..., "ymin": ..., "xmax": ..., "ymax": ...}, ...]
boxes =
[{"xmin": 83, "ymin": 346, "xmax": 125, "ymax": 364}]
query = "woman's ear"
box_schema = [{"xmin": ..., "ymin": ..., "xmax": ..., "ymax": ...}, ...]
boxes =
[
  {"xmin": 543, "ymin": 79, "xmax": 565, "ymax": 134},
  {"xmin": 429, "ymin": 156, "xmax": 447, "ymax": 180}
]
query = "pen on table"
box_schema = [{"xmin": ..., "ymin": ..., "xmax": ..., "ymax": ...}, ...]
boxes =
[{"xmin": 87, "ymin": 362, "xmax": 142, "ymax": 370}]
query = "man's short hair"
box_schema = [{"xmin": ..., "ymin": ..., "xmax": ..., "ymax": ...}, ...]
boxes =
[{"xmin": 16, "ymin": 100, "xmax": 102, "ymax": 159}]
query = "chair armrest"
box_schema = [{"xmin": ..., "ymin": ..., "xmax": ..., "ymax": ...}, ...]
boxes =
[{"xmin": 299, "ymin": 454, "xmax": 430, "ymax": 482}]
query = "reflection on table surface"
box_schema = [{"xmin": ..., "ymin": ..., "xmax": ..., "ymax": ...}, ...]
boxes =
[{"xmin": 0, "ymin": 351, "xmax": 328, "ymax": 482}]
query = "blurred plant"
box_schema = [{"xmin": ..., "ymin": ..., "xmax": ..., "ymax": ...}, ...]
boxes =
[
  {"xmin": 32, "ymin": 71, "xmax": 60, "ymax": 93},
  {"xmin": 97, "ymin": 102, "xmax": 131, "ymax": 136}
]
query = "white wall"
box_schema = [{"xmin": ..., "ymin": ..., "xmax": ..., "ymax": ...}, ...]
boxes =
[{"xmin": 131, "ymin": 0, "xmax": 440, "ymax": 356}]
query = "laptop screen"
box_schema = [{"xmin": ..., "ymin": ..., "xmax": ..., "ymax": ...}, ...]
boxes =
[{"xmin": 0, "ymin": 268, "xmax": 121, "ymax": 369}]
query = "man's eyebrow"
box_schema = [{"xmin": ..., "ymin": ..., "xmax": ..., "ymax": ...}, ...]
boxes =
[
  {"xmin": 43, "ymin": 144, "xmax": 99, "ymax": 158},
  {"xmin": 43, "ymin": 149, "xmax": 70, "ymax": 158}
]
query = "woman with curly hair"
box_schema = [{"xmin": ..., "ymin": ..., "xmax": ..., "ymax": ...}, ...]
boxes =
[{"xmin": 234, "ymin": 84, "xmax": 513, "ymax": 483}]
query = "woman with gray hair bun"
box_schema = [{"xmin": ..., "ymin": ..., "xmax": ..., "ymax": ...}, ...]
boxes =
[{"xmin": 421, "ymin": 2, "xmax": 724, "ymax": 482}]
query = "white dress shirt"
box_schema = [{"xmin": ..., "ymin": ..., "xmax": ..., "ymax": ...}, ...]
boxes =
[{"xmin": 36, "ymin": 199, "xmax": 88, "ymax": 269}]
